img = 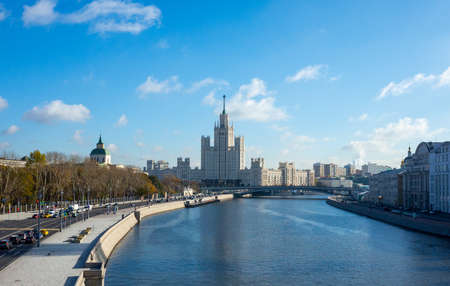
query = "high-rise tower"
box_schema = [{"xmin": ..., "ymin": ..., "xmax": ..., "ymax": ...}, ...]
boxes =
[{"xmin": 201, "ymin": 95, "xmax": 245, "ymax": 185}]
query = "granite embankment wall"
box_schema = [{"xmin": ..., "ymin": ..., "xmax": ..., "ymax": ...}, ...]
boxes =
[
  {"xmin": 327, "ymin": 199, "xmax": 450, "ymax": 237},
  {"xmin": 80, "ymin": 194, "xmax": 233, "ymax": 285}
]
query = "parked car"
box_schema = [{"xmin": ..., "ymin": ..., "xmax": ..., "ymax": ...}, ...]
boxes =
[
  {"xmin": 17, "ymin": 233, "xmax": 26, "ymax": 244},
  {"xmin": 25, "ymin": 236, "xmax": 36, "ymax": 244},
  {"xmin": 32, "ymin": 213, "xmax": 39, "ymax": 219},
  {"xmin": 9, "ymin": 235, "xmax": 19, "ymax": 245},
  {"xmin": 0, "ymin": 240, "xmax": 11, "ymax": 250}
]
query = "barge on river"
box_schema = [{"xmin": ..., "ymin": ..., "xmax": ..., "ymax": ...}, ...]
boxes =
[{"xmin": 184, "ymin": 197, "xmax": 219, "ymax": 208}]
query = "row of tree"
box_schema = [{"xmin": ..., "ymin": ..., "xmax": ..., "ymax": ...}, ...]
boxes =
[{"xmin": 0, "ymin": 150, "xmax": 191, "ymax": 206}]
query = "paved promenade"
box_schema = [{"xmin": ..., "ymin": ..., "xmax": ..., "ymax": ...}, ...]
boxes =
[{"xmin": 0, "ymin": 207, "xmax": 134, "ymax": 286}]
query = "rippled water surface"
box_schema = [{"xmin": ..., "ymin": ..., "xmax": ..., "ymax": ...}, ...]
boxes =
[{"xmin": 105, "ymin": 198, "xmax": 450, "ymax": 285}]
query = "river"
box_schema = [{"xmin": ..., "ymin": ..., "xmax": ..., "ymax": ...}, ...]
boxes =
[{"xmin": 105, "ymin": 198, "xmax": 450, "ymax": 285}]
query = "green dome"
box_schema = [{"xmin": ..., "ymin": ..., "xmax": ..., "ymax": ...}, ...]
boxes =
[{"xmin": 90, "ymin": 148, "xmax": 110, "ymax": 156}]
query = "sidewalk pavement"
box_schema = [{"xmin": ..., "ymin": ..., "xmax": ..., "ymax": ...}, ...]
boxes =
[{"xmin": 0, "ymin": 208, "xmax": 134, "ymax": 286}]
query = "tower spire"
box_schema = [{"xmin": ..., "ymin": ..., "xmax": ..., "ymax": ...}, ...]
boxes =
[{"xmin": 222, "ymin": 95, "xmax": 226, "ymax": 114}]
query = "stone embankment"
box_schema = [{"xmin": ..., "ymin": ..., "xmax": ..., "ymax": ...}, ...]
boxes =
[
  {"xmin": 78, "ymin": 194, "xmax": 233, "ymax": 286},
  {"xmin": 327, "ymin": 198, "xmax": 450, "ymax": 238}
]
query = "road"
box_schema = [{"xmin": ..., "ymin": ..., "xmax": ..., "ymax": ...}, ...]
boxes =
[{"xmin": 0, "ymin": 200, "xmax": 150, "ymax": 272}]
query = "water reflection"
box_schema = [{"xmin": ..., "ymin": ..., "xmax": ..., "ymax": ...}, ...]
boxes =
[{"xmin": 105, "ymin": 198, "xmax": 450, "ymax": 286}]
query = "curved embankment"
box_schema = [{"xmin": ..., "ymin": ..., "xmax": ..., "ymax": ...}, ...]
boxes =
[
  {"xmin": 77, "ymin": 194, "xmax": 233, "ymax": 286},
  {"xmin": 327, "ymin": 198, "xmax": 450, "ymax": 237}
]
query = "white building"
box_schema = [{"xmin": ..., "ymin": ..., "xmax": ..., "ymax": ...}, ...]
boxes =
[
  {"xmin": 316, "ymin": 177, "xmax": 353, "ymax": 188},
  {"xmin": 90, "ymin": 136, "xmax": 111, "ymax": 165},
  {"xmin": 429, "ymin": 142, "xmax": 450, "ymax": 213},
  {"xmin": 362, "ymin": 162, "xmax": 392, "ymax": 176},
  {"xmin": 201, "ymin": 96, "xmax": 245, "ymax": 185}
]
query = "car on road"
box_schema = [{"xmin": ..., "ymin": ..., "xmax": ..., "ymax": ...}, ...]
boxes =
[
  {"xmin": 43, "ymin": 213, "xmax": 52, "ymax": 218},
  {"xmin": 17, "ymin": 233, "xmax": 26, "ymax": 244},
  {"xmin": 9, "ymin": 235, "xmax": 19, "ymax": 245},
  {"xmin": 25, "ymin": 236, "xmax": 36, "ymax": 244},
  {"xmin": 0, "ymin": 240, "xmax": 11, "ymax": 250},
  {"xmin": 40, "ymin": 229, "xmax": 49, "ymax": 236},
  {"xmin": 32, "ymin": 213, "xmax": 39, "ymax": 219}
]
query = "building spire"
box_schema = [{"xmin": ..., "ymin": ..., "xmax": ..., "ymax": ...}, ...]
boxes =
[{"xmin": 222, "ymin": 95, "xmax": 226, "ymax": 114}]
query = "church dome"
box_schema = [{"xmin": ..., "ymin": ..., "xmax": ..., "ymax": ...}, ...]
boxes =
[{"xmin": 90, "ymin": 148, "xmax": 110, "ymax": 156}]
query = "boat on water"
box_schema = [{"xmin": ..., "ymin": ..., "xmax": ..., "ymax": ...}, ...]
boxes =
[{"xmin": 184, "ymin": 196, "xmax": 220, "ymax": 208}]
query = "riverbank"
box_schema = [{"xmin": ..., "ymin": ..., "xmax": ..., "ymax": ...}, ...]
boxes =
[
  {"xmin": 79, "ymin": 194, "xmax": 234, "ymax": 285},
  {"xmin": 327, "ymin": 198, "xmax": 450, "ymax": 238}
]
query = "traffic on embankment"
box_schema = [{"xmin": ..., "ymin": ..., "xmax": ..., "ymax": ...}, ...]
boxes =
[
  {"xmin": 76, "ymin": 193, "xmax": 234, "ymax": 286},
  {"xmin": 327, "ymin": 197, "xmax": 450, "ymax": 238}
]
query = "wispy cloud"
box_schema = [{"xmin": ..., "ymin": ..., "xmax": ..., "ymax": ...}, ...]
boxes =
[
  {"xmin": 0, "ymin": 3, "xmax": 9, "ymax": 21},
  {"xmin": 107, "ymin": 143, "xmax": 118, "ymax": 152},
  {"xmin": 286, "ymin": 65, "xmax": 326, "ymax": 83},
  {"xmin": 73, "ymin": 130, "xmax": 83, "ymax": 144},
  {"xmin": 2, "ymin": 125, "xmax": 19, "ymax": 135},
  {"xmin": 137, "ymin": 76, "xmax": 182, "ymax": 98},
  {"xmin": 342, "ymin": 117, "xmax": 448, "ymax": 166},
  {"xmin": 186, "ymin": 78, "xmax": 228, "ymax": 93},
  {"xmin": 22, "ymin": 0, "xmax": 161, "ymax": 34},
  {"xmin": 156, "ymin": 39, "xmax": 169, "ymax": 49},
  {"xmin": 0, "ymin": 96, "xmax": 7, "ymax": 111},
  {"xmin": 23, "ymin": 100, "xmax": 91, "ymax": 123},
  {"xmin": 115, "ymin": 114, "xmax": 128, "ymax": 127},
  {"xmin": 377, "ymin": 67, "xmax": 450, "ymax": 100},
  {"xmin": 152, "ymin": 145, "xmax": 163, "ymax": 152},
  {"xmin": 0, "ymin": 142, "xmax": 10, "ymax": 150},
  {"xmin": 348, "ymin": 113, "xmax": 368, "ymax": 122}
]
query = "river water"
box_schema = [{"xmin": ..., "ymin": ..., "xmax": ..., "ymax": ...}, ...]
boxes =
[{"xmin": 105, "ymin": 198, "xmax": 450, "ymax": 285}]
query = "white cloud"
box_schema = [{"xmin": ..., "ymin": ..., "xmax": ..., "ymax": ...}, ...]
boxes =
[
  {"xmin": 187, "ymin": 78, "xmax": 229, "ymax": 93},
  {"xmin": 377, "ymin": 67, "xmax": 450, "ymax": 100},
  {"xmin": 286, "ymin": 65, "xmax": 326, "ymax": 83},
  {"xmin": 156, "ymin": 39, "xmax": 169, "ymax": 49},
  {"xmin": 0, "ymin": 142, "xmax": 10, "ymax": 150},
  {"xmin": 73, "ymin": 130, "xmax": 83, "ymax": 144},
  {"xmin": 24, "ymin": 100, "xmax": 91, "ymax": 123},
  {"xmin": 115, "ymin": 114, "xmax": 128, "ymax": 127},
  {"xmin": 0, "ymin": 3, "xmax": 8, "ymax": 21},
  {"xmin": 437, "ymin": 67, "xmax": 450, "ymax": 87},
  {"xmin": 137, "ymin": 76, "xmax": 182, "ymax": 98},
  {"xmin": 2, "ymin": 125, "xmax": 19, "ymax": 135},
  {"xmin": 152, "ymin": 145, "xmax": 163, "ymax": 152},
  {"xmin": 0, "ymin": 96, "xmax": 7, "ymax": 111},
  {"xmin": 22, "ymin": 0, "xmax": 161, "ymax": 34},
  {"xmin": 342, "ymin": 117, "xmax": 448, "ymax": 167},
  {"xmin": 348, "ymin": 113, "xmax": 368, "ymax": 122},
  {"xmin": 377, "ymin": 73, "xmax": 435, "ymax": 100},
  {"xmin": 204, "ymin": 78, "xmax": 286, "ymax": 122},
  {"xmin": 23, "ymin": 0, "xmax": 58, "ymax": 26},
  {"xmin": 107, "ymin": 143, "xmax": 118, "ymax": 152},
  {"xmin": 136, "ymin": 141, "xmax": 145, "ymax": 148}
]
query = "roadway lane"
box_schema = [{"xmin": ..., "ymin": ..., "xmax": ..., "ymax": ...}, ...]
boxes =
[{"xmin": 0, "ymin": 200, "xmax": 150, "ymax": 271}]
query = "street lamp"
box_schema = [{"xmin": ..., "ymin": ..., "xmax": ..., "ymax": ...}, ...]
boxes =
[
  {"xmin": 37, "ymin": 189, "xmax": 42, "ymax": 248},
  {"xmin": 60, "ymin": 190, "xmax": 63, "ymax": 232},
  {"xmin": 87, "ymin": 187, "xmax": 90, "ymax": 219}
]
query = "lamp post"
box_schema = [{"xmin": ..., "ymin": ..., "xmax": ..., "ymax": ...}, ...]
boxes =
[
  {"xmin": 37, "ymin": 190, "xmax": 42, "ymax": 248},
  {"xmin": 60, "ymin": 190, "xmax": 63, "ymax": 232},
  {"xmin": 87, "ymin": 187, "xmax": 90, "ymax": 219}
]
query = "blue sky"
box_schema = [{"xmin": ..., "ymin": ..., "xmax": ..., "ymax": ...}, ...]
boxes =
[{"xmin": 1, "ymin": 0, "xmax": 450, "ymax": 169}]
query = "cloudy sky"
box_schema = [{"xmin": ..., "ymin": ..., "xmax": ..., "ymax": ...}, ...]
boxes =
[{"xmin": 1, "ymin": 0, "xmax": 450, "ymax": 169}]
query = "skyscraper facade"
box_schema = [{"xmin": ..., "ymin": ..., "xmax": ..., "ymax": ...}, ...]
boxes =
[{"xmin": 201, "ymin": 96, "xmax": 245, "ymax": 185}]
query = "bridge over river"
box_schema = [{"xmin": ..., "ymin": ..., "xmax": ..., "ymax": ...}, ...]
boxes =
[{"xmin": 200, "ymin": 185, "xmax": 352, "ymax": 198}]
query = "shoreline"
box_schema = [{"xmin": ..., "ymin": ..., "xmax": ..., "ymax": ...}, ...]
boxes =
[
  {"xmin": 78, "ymin": 194, "xmax": 234, "ymax": 285},
  {"xmin": 326, "ymin": 198, "xmax": 450, "ymax": 238}
]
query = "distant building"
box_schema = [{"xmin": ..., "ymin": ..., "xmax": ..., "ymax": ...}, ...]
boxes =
[
  {"xmin": 316, "ymin": 177, "xmax": 353, "ymax": 188},
  {"xmin": 0, "ymin": 158, "xmax": 27, "ymax": 168},
  {"xmin": 313, "ymin": 163, "xmax": 325, "ymax": 178},
  {"xmin": 362, "ymin": 162, "xmax": 392, "ymax": 176},
  {"xmin": 402, "ymin": 144, "xmax": 432, "ymax": 210},
  {"xmin": 201, "ymin": 96, "xmax": 244, "ymax": 185},
  {"xmin": 429, "ymin": 142, "xmax": 450, "ymax": 213},
  {"xmin": 344, "ymin": 164, "xmax": 356, "ymax": 176},
  {"xmin": 90, "ymin": 136, "xmax": 111, "ymax": 165},
  {"xmin": 368, "ymin": 169, "xmax": 404, "ymax": 208}
]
